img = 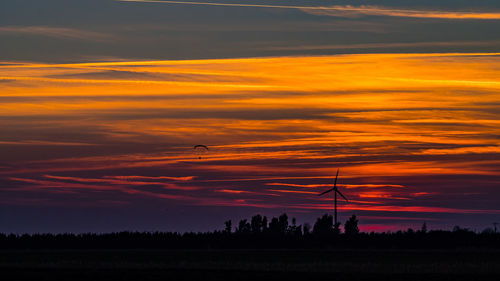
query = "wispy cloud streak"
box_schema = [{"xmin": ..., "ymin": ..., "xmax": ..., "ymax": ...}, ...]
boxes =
[
  {"xmin": 264, "ymin": 41, "xmax": 500, "ymax": 51},
  {"xmin": 119, "ymin": 0, "xmax": 500, "ymax": 20},
  {"xmin": 0, "ymin": 26, "xmax": 111, "ymax": 41}
]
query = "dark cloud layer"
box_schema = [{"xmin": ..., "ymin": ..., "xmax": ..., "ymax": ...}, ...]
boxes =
[{"xmin": 1, "ymin": 0, "xmax": 500, "ymax": 62}]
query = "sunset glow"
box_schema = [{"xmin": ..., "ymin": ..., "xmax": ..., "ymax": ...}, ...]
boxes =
[{"xmin": 1, "ymin": 52, "xmax": 499, "ymax": 232}]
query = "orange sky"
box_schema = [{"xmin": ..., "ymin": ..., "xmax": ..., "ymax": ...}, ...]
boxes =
[{"xmin": 1, "ymin": 53, "xmax": 500, "ymax": 232}]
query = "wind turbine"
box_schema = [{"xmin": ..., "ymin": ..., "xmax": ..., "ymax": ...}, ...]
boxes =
[{"xmin": 318, "ymin": 168, "xmax": 349, "ymax": 230}]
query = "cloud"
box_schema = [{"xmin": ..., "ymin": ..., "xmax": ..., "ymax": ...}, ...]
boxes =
[
  {"xmin": 301, "ymin": 5, "xmax": 500, "ymax": 20},
  {"xmin": 267, "ymin": 189, "xmax": 318, "ymax": 195},
  {"xmin": 297, "ymin": 203, "xmax": 500, "ymax": 215},
  {"xmin": 215, "ymin": 189, "xmax": 280, "ymax": 196},
  {"xmin": 119, "ymin": 0, "xmax": 500, "ymax": 20},
  {"xmin": 418, "ymin": 146, "xmax": 500, "ymax": 155},
  {"xmin": 43, "ymin": 175, "xmax": 201, "ymax": 190},
  {"xmin": 263, "ymin": 41, "xmax": 500, "ymax": 51},
  {"xmin": 46, "ymin": 70, "xmax": 263, "ymax": 84},
  {"xmin": 2, "ymin": 53, "xmax": 500, "ymax": 229},
  {"xmin": 0, "ymin": 140, "xmax": 95, "ymax": 146},
  {"xmin": 0, "ymin": 79, "xmax": 16, "ymax": 83},
  {"xmin": 104, "ymin": 175, "xmax": 196, "ymax": 181},
  {"xmin": 216, "ymin": 189, "xmax": 250, "ymax": 194},
  {"xmin": 8, "ymin": 176, "xmax": 197, "ymax": 200},
  {"xmin": 0, "ymin": 26, "xmax": 112, "ymax": 41},
  {"xmin": 266, "ymin": 183, "xmax": 405, "ymax": 189},
  {"xmin": 357, "ymin": 191, "xmax": 410, "ymax": 200}
]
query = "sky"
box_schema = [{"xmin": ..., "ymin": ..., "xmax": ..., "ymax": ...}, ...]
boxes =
[{"xmin": 1, "ymin": 0, "xmax": 500, "ymax": 233}]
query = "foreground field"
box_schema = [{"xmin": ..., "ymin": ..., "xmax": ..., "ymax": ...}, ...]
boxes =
[{"xmin": 2, "ymin": 249, "xmax": 500, "ymax": 280}]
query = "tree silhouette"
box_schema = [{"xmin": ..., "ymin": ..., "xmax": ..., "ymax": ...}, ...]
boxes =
[
  {"xmin": 262, "ymin": 216, "xmax": 268, "ymax": 232},
  {"xmin": 268, "ymin": 217, "xmax": 280, "ymax": 234},
  {"xmin": 224, "ymin": 220, "xmax": 232, "ymax": 234},
  {"xmin": 236, "ymin": 219, "xmax": 251, "ymax": 234},
  {"xmin": 420, "ymin": 222, "xmax": 427, "ymax": 234},
  {"xmin": 313, "ymin": 214, "xmax": 334, "ymax": 236},
  {"xmin": 482, "ymin": 227, "xmax": 495, "ymax": 234},
  {"xmin": 251, "ymin": 215, "xmax": 264, "ymax": 234},
  {"xmin": 333, "ymin": 222, "xmax": 341, "ymax": 235},
  {"xmin": 344, "ymin": 215, "xmax": 359, "ymax": 236},
  {"xmin": 2, "ymin": 212, "xmax": 500, "ymax": 250},
  {"xmin": 289, "ymin": 217, "xmax": 302, "ymax": 236},
  {"xmin": 303, "ymin": 223, "xmax": 311, "ymax": 235},
  {"xmin": 278, "ymin": 213, "xmax": 288, "ymax": 233}
]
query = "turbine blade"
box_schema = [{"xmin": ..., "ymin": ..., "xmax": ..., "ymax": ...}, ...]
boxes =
[
  {"xmin": 336, "ymin": 189, "xmax": 349, "ymax": 202},
  {"xmin": 318, "ymin": 188, "xmax": 335, "ymax": 196}
]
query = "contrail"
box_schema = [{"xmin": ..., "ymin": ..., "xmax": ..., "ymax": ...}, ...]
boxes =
[
  {"xmin": 119, "ymin": 0, "xmax": 331, "ymax": 10},
  {"xmin": 118, "ymin": 0, "xmax": 500, "ymax": 20}
]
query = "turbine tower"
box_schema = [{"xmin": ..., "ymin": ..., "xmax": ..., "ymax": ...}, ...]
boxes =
[{"xmin": 318, "ymin": 168, "xmax": 349, "ymax": 230}]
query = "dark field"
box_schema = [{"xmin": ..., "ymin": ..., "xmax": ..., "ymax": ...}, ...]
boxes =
[{"xmin": 2, "ymin": 249, "xmax": 500, "ymax": 281}]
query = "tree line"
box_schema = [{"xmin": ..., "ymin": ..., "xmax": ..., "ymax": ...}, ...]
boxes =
[
  {"xmin": 225, "ymin": 213, "xmax": 359, "ymax": 236},
  {"xmin": 1, "ymin": 213, "xmax": 499, "ymax": 249}
]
